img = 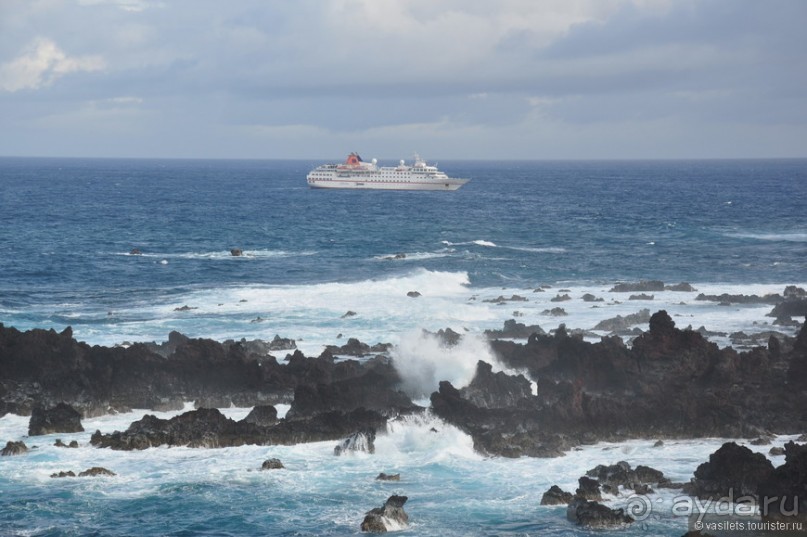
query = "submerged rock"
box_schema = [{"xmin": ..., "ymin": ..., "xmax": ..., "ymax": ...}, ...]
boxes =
[
  {"xmin": 78, "ymin": 467, "xmax": 116, "ymax": 477},
  {"xmin": 375, "ymin": 473, "xmax": 400, "ymax": 481},
  {"xmin": 50, "ymin": 471, "xmax": 76, "ymax": 478},
  {"xmin": 361, "ymin": 495, "xmax": 409, "ymax": 533}
]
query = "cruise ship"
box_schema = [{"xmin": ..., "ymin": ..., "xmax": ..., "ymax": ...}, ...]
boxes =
[{"xmin": 306, "ymin": 153, "xmax": 468, "ymax": 190}]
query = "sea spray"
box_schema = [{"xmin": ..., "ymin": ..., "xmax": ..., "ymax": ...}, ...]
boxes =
[
  {"xmin": 391, "ymin": 330, "xmax": 537, "ymax": 397},
  {"xmin": 392, "ymin": 331, "xmax": 500, "ymax": 398}
]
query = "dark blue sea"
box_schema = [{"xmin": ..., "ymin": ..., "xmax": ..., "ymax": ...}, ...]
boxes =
[{"xmin": 1, "ymin": 157, "xmax": 805, "ymax": 536}]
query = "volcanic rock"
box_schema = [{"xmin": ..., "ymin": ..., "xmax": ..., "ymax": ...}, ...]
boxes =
[
  {"xmin": 361, "ymin": 495, "xmax": 409, "ymax": 533},
  {"xmin": 261, "ymin": 458, "xmax": 285, "ymax": 470},
  {"xmin": 28, "ymin": 403, "xmax": 84, "ymax": 436},
  {"xmin": 566, "ymin": 498, "xmax": 633, "ymax": 528},
  {"xmin": 686, "ymin": 442, "xmax": 774, "ymax": 500},
  {"xmin": 376, "ymin": 473, "xmax": 400, "ymax": 481},
  {"xmin": 758, "ymin": 441, "xmax": 807, "ymax": 523},
  {"xmin": 50, "ymin": 471, "xmax": 76, "ymax": 478},
  {"xmin": 459, "ymin": 361, "xmax": 533, "ymax": 409},
  {"xmin": 334, "ymin": 429, "xmax": 376, "ymax": 455},
  {"xmin": 592, "ymin": 309, "xmax": 651, "ymax": 331},
  {"xmin": 90, "ymin": 407, "xmax": 387, "ymax": 450},
  {"xmin": 586, "ymin": 461, "xmax": 666, "ymax": 492},
  {"xmin": 575, "ymin": 476, "xmax": 602, "ymax": 501},
  {"xmin": 665, "ymin": 282, "xmax": 697, "ymax": 292},
  {"xmin": 243, "ymin": 405, "xmax": 279, "ymax": 427},
  {"xmin": 1, "ymin": 440, "xmax": 28, "ymax": 456},
  {"xmin": 324, "ymin": 338, "xmax": 391, "ymax": 356},
  {"xmin": 484, "ymin": 319, "xmax": 545, "ymax": 339},
  {"xmin": 78, "ymin": 467, "xmax": 116, "ymax": 477},
  {"xmin": 610, "ymin": 280, "xmax": 664, "ymax": 293},
  {"xmin": 540, "ymin": 485, "xmax": 574, "ymax": 505}
]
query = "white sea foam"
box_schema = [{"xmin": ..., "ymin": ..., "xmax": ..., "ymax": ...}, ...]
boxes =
[
  {"xmin": 440, "ymin": 239, "xmax": 497, "ymax": 247},
  {"xmin": 2, "ymin": 405, "xmax": 801, "ymax": 536},
  {"xmin": 24, "ymin": 273, "xmax": 805, "ymax": 358},
  {"xmin": 504, "ymin": 245, "xmax": 567, "ymax": 253},
  {"xmin": 723, "ymin": 231, "xmax": 807, "ymax": 242},
  {"xmin": 118, "ymin": 249, "xmax": 317, "ymax": 259}
]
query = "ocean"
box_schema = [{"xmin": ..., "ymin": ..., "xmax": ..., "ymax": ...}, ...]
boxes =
[{"xmin": 1, "ymin": 157, "xmax": 806, "ymax": 535}]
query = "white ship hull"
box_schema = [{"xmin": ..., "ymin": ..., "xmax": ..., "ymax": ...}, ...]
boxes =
[
  {"xmin": 307, "ymin": 153, "xmax": 468, "ymax": 191},
  {"xmin": 307, "ymin": 177, "xmax": 467, "ymax": 191}
]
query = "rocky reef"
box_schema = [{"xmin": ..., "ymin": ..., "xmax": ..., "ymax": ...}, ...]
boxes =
[
  {"xmin": 2, "ymin": 307, "xmax": 806, "ymax": 458},
  {"xmin": 360, "ymin": 495, "xmax": 409, "ymax": 533},
  {"xmin": 0, "ymin": 324, "xmax": 409, "ymax": 419},
  {"xmin": 90, "ymin": 407, "xmax": 388, "ymax": 450},
  {"xmin": 432, "ymin": 310, "xmax": 807, "ymax": 457}
]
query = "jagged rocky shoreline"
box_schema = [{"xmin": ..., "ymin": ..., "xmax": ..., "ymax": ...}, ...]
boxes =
[
  {"xmin": 2, "ymin": 284, "xmax": 807, "ymax": 534},
  {"xmin": 1, "ymin": 285, "xmax": 806, "ymax": 454}
]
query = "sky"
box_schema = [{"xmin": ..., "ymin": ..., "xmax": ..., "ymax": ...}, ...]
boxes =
[{"xmin": 1, "ymin": 0, "xmax": 806, "ymax": 160}]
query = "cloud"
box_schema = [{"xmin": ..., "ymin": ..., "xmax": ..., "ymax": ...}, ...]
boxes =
[
  {"xmin": 0, "ymin": 0, "xmax": 804, "ymax": 158},
  {"xmin": 0, "ymin": 38, "xmax": 105, "ymax": 92},
  {"xmin": 77, "ymin": 0, "xmax": 164, "ymax": 12}
]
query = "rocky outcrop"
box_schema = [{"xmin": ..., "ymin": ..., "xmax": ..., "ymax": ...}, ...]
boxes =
[
  {"xmin": 90, "ymin": 407, "xmax": 387, "ymax": 450},
  {"xmin": 484, "ymin": 319, "xmax": 545, "ymax": 339},
  {"xmin": 323, "ymin": 338, "xmax": 391, "ymax": 356},
  {"xmin": 592, "ymin": 309, "xmax": 651, "ymax": 332},
  {"xmin": 50, "ymin": 471, "xmax": 76, "ymax": 478},
  {"xmin": 242, "ymin": 405, "xmax": 278, "ymax": 427},
  {"xmin": 261, "ymin": 458, "xmax": 285, "ymax": 470},
  {"xmin": 28, "ymin": 403, "xmax": 84, "ymax": 436},
  {"xmin": 566, "ymin": 498, "xmax": 633, "ymax": 528},
  {"xmin": 586, "ymin": 461, "xmax": 667, "ymax": 493},
  {"xmin": 376, "ymin": 473, "xmax": 400, "ymax": 481},
  {"xmin": 78, "ymin": 467, "xmax": 116, "ymax": 477},
  {"xmin": 0, "ymin": 324, "xmax": 411, "ymax": 421},
  {"xmin": 52, "ymin": 467, "xmax": 116, "ymax": 478},
  {"xmin": 432, "ymin": 310, "xmax": 807, "ymax": 457},
  {"xmin": 285, "ymin": 366, "xmax": 414, "ymax": 420},
  {"xmin": 575, "ymin": 476, "xmax": 602, "ymax": 501},
  {"xmin": 610, "ymin": 280, "xmax": 665, "ymax": 293},
  {"xmin": 1, "ymin": 440, "xmax": 28, "ymax": 456},
  {"xmin": 540, "ymin": 485, "xmax": 574, "ymax": 505},
  {"xmin": 758, "ymin": 441, "xmax": 807, "ymax": 523},
  {"xmin": 361, "ymin": 495, "xmax": 408, "ymax": 533},
  {"xmin": 685, "ymin": 442, "xmax": 775, "ymax": 500},
  {"xmin": 459, "ymin": 361, "xmax": 532, "ymax": 409},
  {"xmin": 334, "ymin": 429, "xmax": 376, "ymax": 456}
]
